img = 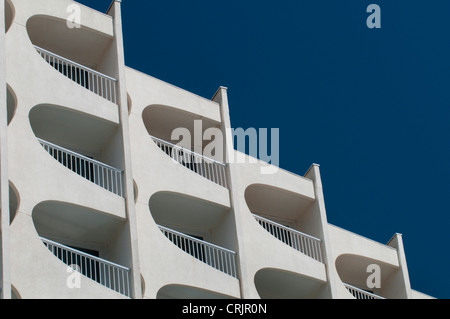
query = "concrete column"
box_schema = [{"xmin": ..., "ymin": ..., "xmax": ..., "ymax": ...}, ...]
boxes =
[
  {"xmin": 213, "ymin": 86, "xmax": 255, "ymax": 298},
  {"xmin": 107, "ymin": 0, "xmax": 142, "ymax": 299},
  {"xmin": 386, "ymin": 233, "xmax": 413, "ymax": 299},
  {"xmin": 304, "ymin": 164, "xmax": 339, "ymax": 298},
  {"xmin": 0, "ymin": 0, "xmax": 11, "ymax": 300}
]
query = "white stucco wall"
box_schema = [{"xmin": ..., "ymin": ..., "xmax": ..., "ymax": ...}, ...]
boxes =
[{"xmin": 1, "ymin": 0, "xmax": 429, "ymax": 300}]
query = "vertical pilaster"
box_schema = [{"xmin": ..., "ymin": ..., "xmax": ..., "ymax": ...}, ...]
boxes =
[
  {"xmin": 304, "ymin": 164, "xmax": 339, "ymax": 298},
  {"xmin": 0, "ymin": 0, "xmax": 11, "ymax": 300},
  {"xmin": 107, "ymin": 0, "xmax": 142, "ymax": 299},
  {"xmin": 386, "ymin": 233, "xmax": 412, "ymax": 299},
  {"xmin": 213, "ymin": 86, "xmax": 257, "ymax": 298}
]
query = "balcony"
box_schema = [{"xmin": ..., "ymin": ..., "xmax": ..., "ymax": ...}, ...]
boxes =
[
  {"xmin": 38, "ymin": 138, "xmax": 124, "ymax": 197},
  {"xmin": 29, "ymin": 103, "xmax": 124, "ymax": 197},
  {"xmin": 158, "ymin": 225, "xmax": 237, "ymax": 278},
  {"xmin": 331, "ymin": 225, "xmax": 403, "ymax": 299},
  {"xmin": 149, "ymin": 191, "xmax": 235, "ymax": 279},
  {"xmin": 32, "ymin": 201, "xmax": 133, "ymax": 298},
  {"xmin": 335, "ymin": 253, "xmax": 399, "ymax": 299},
  {"xmin": 142, "ymin": 104, "xmax": 226, "ymax": 187},
  {"xmin": 26, "ymin": 13, "xmax": 117, "ymax": 104},
  {"xmin": 253, "ymin": 214, "xmax": 323, "ymax": 263},
  {"xmin": 41, "ymin": 237, "xmax": 131, "ymax": 297},
  {"xmin": 151, "ymin": 135, "xmax": 227, "ymax": 188},
  {"xmin": 35, "ymin": 46, "xmax": 118, "ymax": 104},
  {"xmin": 244, "ymin": 181, "xmax": 322, "ymax": 263}
]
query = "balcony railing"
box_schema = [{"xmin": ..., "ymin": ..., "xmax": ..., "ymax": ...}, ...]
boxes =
[
  {"xmin": 151, "ymin": 136, "xmax": 228, "ymax": 188},
  {"xmin": 34, "ymin": 45, "xmax": 118, "ymax": 104},
  {"xmin": 253, "ymin": 214, "xmax": 323, "ymax": 263},
  {"xmin": 38, "ymin": 138, "xmax": 124, "ymax": 197},
  {"xmin": 344, "ymin": 283, "xmax": 384, "ymax": 300},
  {"xmin": 41, "ymin": 237, "xmax": 131, "ymax": 297},
  {"xmin": 158, "ymin": 225, "xmax": 238, "ymax": 278}
]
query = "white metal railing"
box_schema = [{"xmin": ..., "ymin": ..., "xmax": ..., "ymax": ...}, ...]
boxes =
[
  {"xmin": 344, "ymin": 283, "xmax": 385, "ymax": 300},
  {"xmin": 158, "ymin": 225, "xmax": 238, "ymax": 278},
  {"xmin": 41, "ymin": 237, "xmax": 131, "ymax": 297},
  {"xmin": 253, "ymin": 214, "xmax": 323, "ymax": 263},
  {"xmin": 38, "ymin": 138, "xmax": 124, "ymax": 197},
  {"xmin": 151, "ymin": 136, "xmax": 228, "ymax": 188},
  {"xmin": 34, "ymin": 45, "xmax": 118, "ymax": 104}
]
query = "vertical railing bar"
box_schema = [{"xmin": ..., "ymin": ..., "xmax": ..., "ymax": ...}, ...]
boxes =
[
  {"xmin": 217, "ymin": 164, "xmax": 222, "ymax": 186},
  {"xmin": 96, "ymin": 74, "xmax": 99, "ymax": 96},
  {"xmin": 305, "ymin": 237, "xmax": 311, "ymax": 259},
  {"xmin": 202, "ymin": 161, "xmax": 207, "ymax": 179},
  {"xmin": 197, "ymin": 157, "xmax": 204, "ymax": 178},
  {"xmin": 220, "ymin": 250, "xmax": 225, "ymax": 273},
  {"xmin": 100, "ymin": 77, "xmax": 104, "ymax": 99},
  {"xmin": 221, "ymin": 165, "xmax": 226, "ymax": 187},
  {"xmin": 206, "ymin": 245, "xmax": 210, "ymax": 268},
  {"xmin": 214, "ymin": 163, "xmax": 220, "ymax": 185},
  {"xmin": 210, "ymin": 161, "xmax": 216, "ymax": 184}
]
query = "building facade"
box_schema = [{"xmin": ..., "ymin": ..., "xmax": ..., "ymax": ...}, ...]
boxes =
[{"xmin": 0, "ymin": 0, "xmax": 434, "ymax": 299}]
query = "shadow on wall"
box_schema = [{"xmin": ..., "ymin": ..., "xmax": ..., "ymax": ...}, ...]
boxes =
[{"xmin": 5, "ymin": 0, "xmax": 14, "ymax": 33}]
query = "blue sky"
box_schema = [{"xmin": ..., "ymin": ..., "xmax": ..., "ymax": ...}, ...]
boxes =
[{"xmin": 76, "ymin": 0, "xmax": 449, "ymax": 299}]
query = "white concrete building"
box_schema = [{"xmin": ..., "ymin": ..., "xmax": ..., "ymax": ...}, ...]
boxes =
[{"xmin": 0, "ymin": 0, "xmax": 434, "ymax": 299}]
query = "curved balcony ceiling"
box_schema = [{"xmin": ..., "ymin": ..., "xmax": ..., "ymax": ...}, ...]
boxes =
[
  {"xmin": 335, "ymin": 254, "xmax": 397, "ymax": 288},
  {"xmin": 143, "ymin": 105, "xmax": 222, "ymax": 150},
  {"xmin": 245, "ymin": 184, "xmax": 314, "ymax": 222},
  {"xmin": 255, "ymin": 268, "xmax": 324, "ymax": 299},
  {"xmin": 29, "ymin": 104, "xmax": 119, "ymax": 155},
  {"xmin": 157, "ymin": 284, "xmax": 236, "ymax": 299},
  {"xmin": 32, "ymin": 201, "xmax": 125, "ymax": 246},
  {"xmin": 27, "ymin": 15, "xmax": 113, "ymax": 70},
  {"xmin": 150, "ymin": 191, "xmax": 229, "ymax": 231}
]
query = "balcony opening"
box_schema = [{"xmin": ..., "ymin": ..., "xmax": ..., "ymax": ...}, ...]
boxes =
[
  {"xmin": 9, "ymin": 182, "xmax": 19, "ymax": 225},
  {"xmin": 255, "ymin": 268, "xmax": 325, "ymax": 299},
  {"xmin": 245, "ymin": 184, "xmax": 322, "ymax": 262},
  {"xmin": 133, "ymin": 180, "xmax": 138, "ymax": 203},
  {"xmin": 150, "ymin": 191, "xmax": 237, "ymax": 277},
  {"xmin": 5, "ymin": 0, "xmax": 14, "ymax": 33},
  {"xmin": 32, "ymin": 201, "xmax": 132, "ymax": 297},
  {"xmin": 143, "ymin": 104, "xmax": 227, "ymax": 187},
  {"xmin": 127, "ymin": 93, "xmax": 132, "ymax": 115},
  {"xmin": 11, "ymin": 285, "xmax": 20, "ymax": 299},
  {"xmin": 140, "ymin": 275, "xmax": 146, "ymax": 297},
  {"xmin": 26, "ymin": 15, "xmax": 118, "ymax": 103},
  {"xmin": 157, "ymin": 284, "xmax": 236, "ymax": 299},
  {"xmin": 6, "ymin": 85, "xmax": 17, "ymax": 125},
  {"xmin": 29, "ymin": 104, "xmax": 124, "ymax": 196},
  {"xmin": 336, "ymin": 254, "xmax": 397, "ymax": 299}
]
